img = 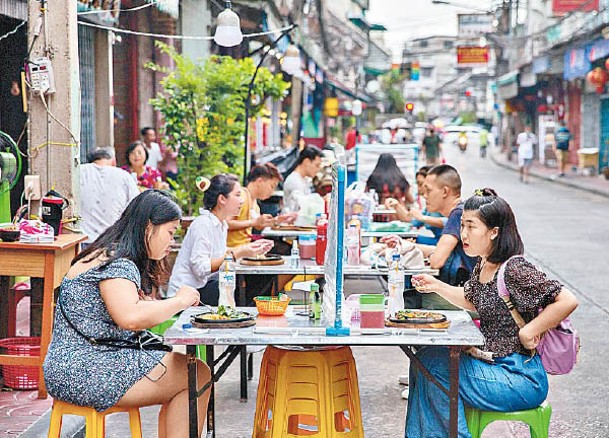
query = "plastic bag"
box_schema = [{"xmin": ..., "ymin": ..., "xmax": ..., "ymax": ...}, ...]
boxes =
[{"xmin": 294, "ymin": 193, "xmax": 325, "ymax": 227}]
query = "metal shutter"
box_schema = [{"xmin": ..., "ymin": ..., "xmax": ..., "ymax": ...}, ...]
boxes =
[{"xmin": 78, "ymin": 25, "xmax": 96, "ymax": 163}]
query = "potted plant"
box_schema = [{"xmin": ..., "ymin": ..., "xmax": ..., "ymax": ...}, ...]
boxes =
[{"xmin": 149, "ymin": 44, "xmax": 290, "ymax": 216}]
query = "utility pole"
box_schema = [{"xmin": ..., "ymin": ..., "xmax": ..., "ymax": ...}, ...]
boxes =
[{"xmin": 27, "ymin": 0, "xmax": 81, "ymax": 218}]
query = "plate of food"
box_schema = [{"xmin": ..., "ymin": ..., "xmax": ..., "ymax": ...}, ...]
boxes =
[
  {"xmin": 191, "ymin": 306, "xmax": 255, "ymax": 327},
  {"xmin": 240, "ymin": 254, "xmax": 284, "ymax": 266},
  {"xmin": 389, "ymin": 309, "xmax": 447, "ymax": 325}
]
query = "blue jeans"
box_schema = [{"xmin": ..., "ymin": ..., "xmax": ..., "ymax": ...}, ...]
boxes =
[{"xmin": 405, "ymin": 347, "xmax": 548, "ymax": 438}]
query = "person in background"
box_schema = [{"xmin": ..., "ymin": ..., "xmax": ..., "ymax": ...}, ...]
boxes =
[
  {"xmin": 386, "ymin": 166, "xmax": 446, "ymax": 246},
  {"xmin": 345, "ymin": 125, "xmax": 360, "ymax": 151},
  {"xmin": 159, "ymin": 143, "xmax": 179, "ymax": 182},
  {"xmin": 43, "ymin": 190, "xmax": 211, "ymax": 437},
  {"xmin": 479, "ymin": 127, "xmax": 489, "ymax": 158},
  {"xmin": 554, "ymin": 121, "xmax": 572, "ymax": 177},
  {"xmin": 227, "ymin": 163, "xmax": 296, "ymax": 248},
  {"xmin": 283, "ymin": 146, "xmax": 323, "ymax": 212},
  {"xmin": 406, "ymin": 188, "xmax": 578, "ymax": 438},
  {"xmin": 121, "ymin": 141, "xmax": 169, "ymax": 191},
  {"xmin": 140, "ymin": 127, "xmax": 164, "ymax": 170},
  {"xmin": 366, "ymin": 153, "xmax": 414, "ymax": 206},
  {"xmin": 382, "ymin": 164, "xmax": 477, "ymax": 309},
  {"xmin": 421, "ymin": 126, "xmax": 442, "ymax": 165},
  {"xmin": 168, "ymin": 174, "xmax": 273, "ymax": 305},
  {"xmin": 227, "ymin": 164, "xmax": 296, "ymax": 302},
  {"xmin": 80, "ymin": 147, "xmax": 139, "ymax": 246},
  {"xmin": 516, "ymin": 125, "xmax": 537, "ymax": 184}
]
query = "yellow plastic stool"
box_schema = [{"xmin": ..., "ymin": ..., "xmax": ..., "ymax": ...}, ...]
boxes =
[
  {"xmin": 253, "ymin": 346, "xmax": 364, "ymax": 437},
  {"xmin": 48, "ymin": 399, "xmax": 142, "ymax": 438},
  {"xmin": 465, "ymin": 402, "xmax": 552, "ymax": 438}
]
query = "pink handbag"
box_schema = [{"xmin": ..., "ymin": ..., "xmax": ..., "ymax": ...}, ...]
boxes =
[{"xmin": 497, "ymin": 256, "xmax": 580, "ymax": 375}]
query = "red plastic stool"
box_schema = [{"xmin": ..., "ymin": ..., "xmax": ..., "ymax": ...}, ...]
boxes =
[{"xmin": 8, "ymin": 282, "xmax": 30, "ymax": 337}]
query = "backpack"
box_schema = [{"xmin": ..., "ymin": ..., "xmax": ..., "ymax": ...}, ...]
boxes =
[{"xmin": 497, "ymin": 256, "xmax": 580, "ymax": 375}]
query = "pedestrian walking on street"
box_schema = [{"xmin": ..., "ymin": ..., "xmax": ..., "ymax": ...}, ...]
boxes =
[
  {"xmin": 516, "ymin": 126, "xmax": 537, "ymax": 184},
  {"xmin": 407, "ymin": 188, "xmax": 578, "ymax": 438},
  {"xmin": 421, "ymin": 126, "xmax": 442, "ymax": 165},
  {"xmin": 479, "ymin": 128, "xmax": 489, "ymax": 158},
  {"xmin": 43, "ymin": 190, "xmax": 211, "ymax": 437},
  {"xmin": 554, "ymin": 121, "xmax": 572, "ymax": 177}
]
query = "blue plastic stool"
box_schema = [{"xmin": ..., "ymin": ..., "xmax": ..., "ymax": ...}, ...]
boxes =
[{"xmin": 465, "ymin": 402, "xmax": 552, "ymax": 438}]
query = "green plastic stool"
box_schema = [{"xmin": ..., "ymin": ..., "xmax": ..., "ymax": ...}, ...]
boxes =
[
  {"xmin": 465, "ymin": 402, "xmax": 552, "ymax": 438},
  {"xmin": 150, "ymin": 316, "xmax": 206, "ymax": 360}
]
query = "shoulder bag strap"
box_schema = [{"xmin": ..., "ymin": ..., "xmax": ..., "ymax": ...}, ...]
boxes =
[
  {"xmin": 497, "ymin": 255, "xmax": 527, "ymax": 329},
  {"xmin": 57, "ymin": 295, "xmax": 139, "ymax": 349}
]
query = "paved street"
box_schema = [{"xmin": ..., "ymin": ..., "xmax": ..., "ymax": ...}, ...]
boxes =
[{"xmin": 91, "ymin": 143, "xmax": 609, "ymax": 438}]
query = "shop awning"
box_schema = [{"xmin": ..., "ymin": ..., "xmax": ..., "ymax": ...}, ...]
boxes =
[
  {"xmin": 497, "ymin": 71, "xmax": 519, "ymax": 100},
  {"xmin": 324, "ymin": 74, "xmax": 373, "ymax": 103}
]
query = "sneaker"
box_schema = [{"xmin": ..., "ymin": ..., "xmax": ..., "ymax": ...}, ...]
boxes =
[
  {"xmin": 401, "ymin": 387, "xmax": 409, "ymax": 399},
  {"xmin": 558, "ymin": 173, "xmax": 566, "ymax": 177},
  {"xmin": 398, "ymin": 375, "xmax": 409, "ymax": 386}
]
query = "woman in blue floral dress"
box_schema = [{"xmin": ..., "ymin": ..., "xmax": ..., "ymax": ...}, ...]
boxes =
[{"xmin": 44, "ymin": 190, "xmax": 210, "ymax": 436}]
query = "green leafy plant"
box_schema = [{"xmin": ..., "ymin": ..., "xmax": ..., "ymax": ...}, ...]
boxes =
[
  {"xmin": 149, "ymin": 43, "xmax": 290, "ymax": 215},
  {"xmin": 379, "ymin": 69, "xmax": 407, "ymax": 114}
]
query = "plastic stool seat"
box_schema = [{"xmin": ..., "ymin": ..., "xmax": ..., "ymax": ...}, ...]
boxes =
[
  {"xmin": 253, "ymin": 346, "xmax": 364, "ymax": 437},
  {"xmin": 465, "ymin": 402, "xmax": 552, "ymax": 438},
  {"xmin": 48, "ymin": 399, "xmax": 142, "ymax": 437}
]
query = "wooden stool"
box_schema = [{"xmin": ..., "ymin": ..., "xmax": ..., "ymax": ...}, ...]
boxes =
[
  {"xmin": 253, "ymin": 346, "xmax": 364, "ymax": 437},
  {"xmin": 48, "ymin": 399, "xmax": 142, "ymax": 438},
  {"xmin": 465, "ymin": 402, "xmax": 552, "ymax": 438}
]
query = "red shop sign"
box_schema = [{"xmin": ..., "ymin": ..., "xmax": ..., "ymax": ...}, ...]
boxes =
[
  {"xmin": 552, "ymin": 0, "xmax": 598, "ymax": 14},
  {"xmin": 457, "ymin": 46, "xmax": 489, "ymax": 65}
]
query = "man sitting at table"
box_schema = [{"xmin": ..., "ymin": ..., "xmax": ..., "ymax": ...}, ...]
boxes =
[
  {"xmin": 382, "ymin": 164, "xmax": 476, "ymax": 309},
  {"xmin": 227, "ymin": 163, "xmax": 296, "ymax": 247},
  {"xmin": 283, "ymin": 146, "xmax": 323, "ymax": 213}
]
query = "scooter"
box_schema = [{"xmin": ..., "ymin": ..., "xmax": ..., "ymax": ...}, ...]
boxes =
[{"xmin": 457, "ymin": 134, "xmax": 468, "ymax": 152}]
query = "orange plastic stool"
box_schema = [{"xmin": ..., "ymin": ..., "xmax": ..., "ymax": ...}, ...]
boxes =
[
  {"xmin": 253, "ymin": 346, "xmax": 364, "ymax": 437},
  {"xmin": 48, "ymin": 399, "xmax": 142, "ymax": 438}
]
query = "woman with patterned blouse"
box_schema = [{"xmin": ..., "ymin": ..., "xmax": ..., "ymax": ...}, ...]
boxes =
[
  {"xmin": 407, "ymin": 188, "xmax": 578, "ymax": 438},
  {"xmin": 121, "ymin": 141, "xmax": 169, "ymax": 191}
]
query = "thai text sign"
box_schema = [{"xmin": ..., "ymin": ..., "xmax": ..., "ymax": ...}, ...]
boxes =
[
  {"xmin": 552, "ymin": 0, "xmax": 598, "ymax": 14},
  {"xmin": 458, "ymin": 14, "xmax": 494, "ymax": 38},
  {"xmin": 457, "ymin": 46, "xmax": 489, "ymax": 65}
]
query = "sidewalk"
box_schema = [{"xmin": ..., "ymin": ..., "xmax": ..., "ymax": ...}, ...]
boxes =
[{"xmin": 490, "ymin": 147, "xmax": 609, "ymax": 198}]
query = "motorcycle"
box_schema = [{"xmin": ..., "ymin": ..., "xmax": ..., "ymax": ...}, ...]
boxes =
[{"xmin": 457, "ymin": 134, "xmax": 468, "ymax": 152}]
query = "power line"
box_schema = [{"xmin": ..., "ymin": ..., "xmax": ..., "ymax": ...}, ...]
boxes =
[
  {"xmin": 0, "ymin": 20, "xmax": 26, "ymax": 43},
  {"xmin": 77, "ymin": 21, "xmax": 295, "ymax": 41}
]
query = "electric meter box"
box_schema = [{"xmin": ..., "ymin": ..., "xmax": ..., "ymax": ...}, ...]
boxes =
[{"xmin": 28, "ymin": 57, "xmax": 56, "ymax": 94}]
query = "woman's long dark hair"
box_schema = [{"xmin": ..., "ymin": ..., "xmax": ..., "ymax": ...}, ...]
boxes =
[
  {"xmin": 74, "ymin": 190, "xmax": 182, "ymax": 294},
  {"xmin": 366, "ymin": 153, "xmax": 410, "ymax": 199},
  {"xmin": 464, "ymin": 188, "xmax": 524, "ymax": 264},
  {"xmin": 203, "ymin": 174, "xmax": 239, "ymax": 211}
]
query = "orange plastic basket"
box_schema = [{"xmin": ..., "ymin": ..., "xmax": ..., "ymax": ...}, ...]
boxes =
[
  {"xmin": 254, "ymin": 296, "xmax": 291, "ymax": 316},
  {"xmin": 0, "ymin": 337, "xmax": 40, "ymax": 390}
]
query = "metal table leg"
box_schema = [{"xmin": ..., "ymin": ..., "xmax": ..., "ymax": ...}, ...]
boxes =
[
  {"xmin": 448, "ymin": 347, "xmax": 460, "ymax": 438},
  {"xmin": 206, "ymin": 345, "xmax": 215, "ymax": 437},
  {"xmin": 187, "ymin": 345, "xmax": 198, "ymax": 438},
  {"xmin": 240, "ymin": 345, "xmax": 248, "ymax": 401}
]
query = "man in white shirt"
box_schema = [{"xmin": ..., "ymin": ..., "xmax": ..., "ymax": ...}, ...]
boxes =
[
  {"xmin": 283, "ymin": 146, "xmax": 323, "ymax": 212},
  {"xmin": 140, "ymin": 127, "xmax": 164, "ymax": 170},
  {"xmin": 79, "ymin": 148, "xmax": 140, "ymax": 245},
  {"xmin": 516, "ymin": 125, "xmax": 537, "ymax": 184}
]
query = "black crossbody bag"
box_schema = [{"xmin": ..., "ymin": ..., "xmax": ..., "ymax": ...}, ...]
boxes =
[{"xmin": 58, "ymin": 297, "xmax": 173, "ymax": 352}]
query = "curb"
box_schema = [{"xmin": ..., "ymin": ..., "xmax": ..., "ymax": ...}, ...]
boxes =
[
  {"xmin": 489, "ymin": 149, "xmax": 609, "ymax": 199},
  {"xmin": 19, "ymin": 408, "xmax": 84, "ymax": 438}
]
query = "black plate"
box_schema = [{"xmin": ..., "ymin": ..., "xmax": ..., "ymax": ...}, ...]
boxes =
[
  {"xmin": 191, "ymin": 311, "xmax": 255, "ymax": 324},
  {"xmin": 389, "ymin": 310, "xmax": 447, "ymax": 324}
]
